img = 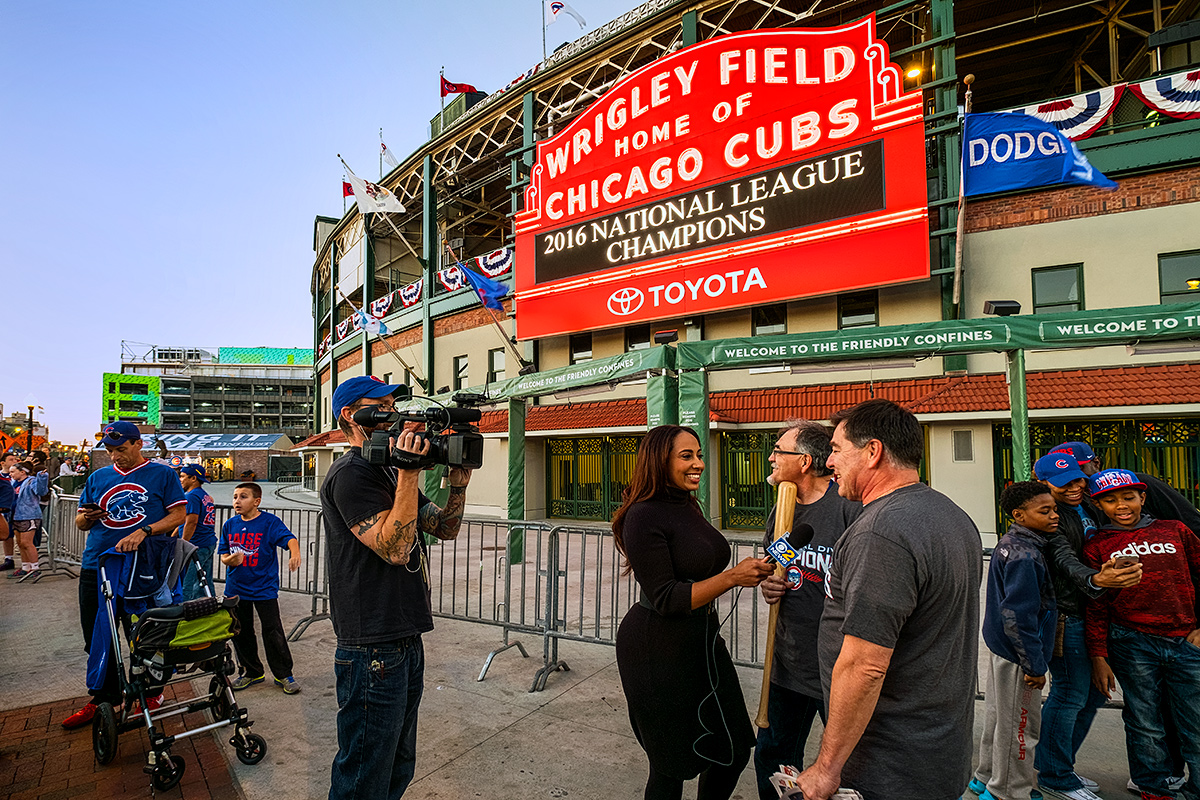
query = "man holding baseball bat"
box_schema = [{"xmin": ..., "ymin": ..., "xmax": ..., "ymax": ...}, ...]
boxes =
[
  {"xmin": 797, "ymin": 400, "xmax": 982, "ymax": 800},
  {"xmin": 754, "ymin": 420, "xmax": 861, "ymax": 800}
]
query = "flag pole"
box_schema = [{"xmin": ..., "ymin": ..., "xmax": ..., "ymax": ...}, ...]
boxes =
[
  {"xmin": 445, "ymin": 241, "xmax": 530, "ymax": 371},
  {"xmin": 379, "ymin": 127, "xmax": 384, "ymax": 179},
  {"xmin": 439, "ymin": 67, "xmax": 445, "ymax": 137},
  {"xmin": 952, "ymin": 74, "xmax": 974, "ymax": 308},
  {"xmin": 541, "ymin": 0, "xmax": 548, "ymax": 61},
  {"xmin": 335, "ymin": 284, "xmax": 428, "ymax": 391}
]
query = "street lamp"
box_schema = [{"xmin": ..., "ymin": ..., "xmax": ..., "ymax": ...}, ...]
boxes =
[{"xmin": 27, "ymin": 405, "xmax": 34, "ymax": 453}]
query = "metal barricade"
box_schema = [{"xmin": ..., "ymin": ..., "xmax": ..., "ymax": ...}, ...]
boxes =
[
  {"xmin": 37, "ymin": 492, "xmax": 84, "ymax": 580},
  {"xmin": 426, "ymin": 519, "xmax": 554, "ymax": 681},
  {"xmin": 529, "ymin": 525, "xmax": 770, "ymax": 692},
  {"xmin": 208, "ymin": 504, "xmax": 330, "ymax": 641}
]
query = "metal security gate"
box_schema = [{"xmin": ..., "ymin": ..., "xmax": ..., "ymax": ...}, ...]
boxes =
[
  {"xmin": 993, "ymin": 418, "xmax": 1200, "ymax": 532},
  {"xmin": 721, "ymin": 431, "xmax": 774, "ymax": 530},
  {"xmin": 546, "ymin": 436, "xmax": 641, "ymax": 521}
]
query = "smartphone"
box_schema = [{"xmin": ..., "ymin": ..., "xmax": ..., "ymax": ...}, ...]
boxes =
[
  {"xmin": 1112, "ymin": 555, "xmax": 1141, "ymax": 569},
  {"xmin": 80, "ymin": 503, "xmax": 104, "ymax": 513}
]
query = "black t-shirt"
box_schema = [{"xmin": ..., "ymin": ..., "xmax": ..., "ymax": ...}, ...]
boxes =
[
  {"xmin": 320, "ymin": 447, "xmax": 432, "ymax": 645},
  {"xmin": 763, "ymin": 481, "xmax": 861, "ymax": 698}
]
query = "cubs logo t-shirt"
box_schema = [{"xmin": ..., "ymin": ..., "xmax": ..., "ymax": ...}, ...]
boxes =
[
  {"xmin": 178, "ymin": 487, "xmax": 217, "ymax": 549},
  {"xmin": 218, "ymin": 511, "xmax": 295, "ymax": 601},
  {"xmin": 79, "ymin": 460, "xmax": 187, "ymax": 569}
]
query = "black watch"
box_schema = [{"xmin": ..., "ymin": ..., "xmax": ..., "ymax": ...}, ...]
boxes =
[{"xmin": 140, "ymin": 525, "xmax": 154, "ymax": 536}]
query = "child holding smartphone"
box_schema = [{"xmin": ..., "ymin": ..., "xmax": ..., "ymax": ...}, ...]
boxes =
[{"xmin": 1084, "ymin": 469, "xmax": 1200, "ymax": 800}]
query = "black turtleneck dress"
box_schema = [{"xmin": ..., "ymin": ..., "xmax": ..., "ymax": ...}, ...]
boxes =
[{"xmin": 615, "ymin": 488, "xmax": 755, "ymax": 779}]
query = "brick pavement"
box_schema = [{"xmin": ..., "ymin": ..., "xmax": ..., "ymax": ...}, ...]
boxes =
[{"xmin": 0, "ymin": 682, "xmax": 240, "ymax": 800}]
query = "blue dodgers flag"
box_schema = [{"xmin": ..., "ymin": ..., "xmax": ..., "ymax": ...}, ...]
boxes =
[
  {"xmin": 963, "ymin": 112, "xmax": 1117, "ymax": 197},
  {"xmin": 460, "ymin": 265, "xmax": 509, "ymax": 311}
]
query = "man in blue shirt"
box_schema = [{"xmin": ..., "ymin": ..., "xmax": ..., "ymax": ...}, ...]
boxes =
[
  {"xmin": 0, "ymin": 452, "xmax": 19, "ymax": 570},
  {"xmin": 177, "ymin": 464, "xmax": 217, "ymax": 601},
  {"xmin": 62, "ymin": 421, "xmax": 186, "ymax": 730}
]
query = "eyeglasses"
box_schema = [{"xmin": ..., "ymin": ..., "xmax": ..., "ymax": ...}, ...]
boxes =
[{"xmin": 771, "ymin": 448, "xmax": 809, "ymax": 457}]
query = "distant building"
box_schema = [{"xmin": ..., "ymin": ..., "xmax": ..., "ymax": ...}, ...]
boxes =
[{"xmin": 101, "ymin": 343, "xmax": 314, "ymax": 440}]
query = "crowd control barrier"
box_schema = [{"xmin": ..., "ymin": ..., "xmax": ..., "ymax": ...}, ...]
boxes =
[{"xmin": 531, "ymin": 525, "xmax": 770, "ymax": 691}]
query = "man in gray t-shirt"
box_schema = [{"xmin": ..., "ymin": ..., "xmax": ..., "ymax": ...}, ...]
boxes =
[{"xmin": 795, "ymin": 400, "xmax": 982, "ymax": 800}]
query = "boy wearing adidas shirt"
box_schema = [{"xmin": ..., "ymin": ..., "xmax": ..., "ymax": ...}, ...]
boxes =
[
  {"xmin": 218, "ymin": 482, "xmax": 302, "ymax": 695},
  {"xmin": 1084, "ymin": 469, "xmax": 1200, "ymax": 800}
]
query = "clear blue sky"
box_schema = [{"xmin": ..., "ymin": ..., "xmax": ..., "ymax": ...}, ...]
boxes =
[{"xmin": 1, "ymin": 0, "xmax": 642, "ymax": 447}]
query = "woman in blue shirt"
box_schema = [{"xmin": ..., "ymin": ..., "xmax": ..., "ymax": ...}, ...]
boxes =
[{"xmin": 8, "ymin": 462, "xmax": 48, "ymax": 577}]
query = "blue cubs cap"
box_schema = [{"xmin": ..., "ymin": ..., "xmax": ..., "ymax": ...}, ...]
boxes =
[
  {"xmin": 99, "ymin": 420, "xmax": 142, "ymax": 448},
  {"xmin": 332, "ymin": 375, "xmax": 406, "ymax": 421},
  {"xmin": 1034, "ymin": 452, "xmax": 1089, "ymax": 488},
  {"xmin": 1089, "ymin": 468, "xmax": 1147, "ymax": 498},
  {"xmin": 180, "ymin": 464, "xmax": 209, "ymax": 483},
  {"xmin": 1049, "ymin": 441, "xmax": 1097, "ymax": 465}
]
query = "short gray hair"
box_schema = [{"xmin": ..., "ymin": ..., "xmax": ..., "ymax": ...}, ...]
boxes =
[{"xmin": 778, "ymin": 419, "xmax": 834, "ymax": 477}]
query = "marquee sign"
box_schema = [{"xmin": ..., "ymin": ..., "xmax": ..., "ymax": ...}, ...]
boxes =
[{"xmin": 514, "ymin": 16, "xmax": 929, "ymax": 339}]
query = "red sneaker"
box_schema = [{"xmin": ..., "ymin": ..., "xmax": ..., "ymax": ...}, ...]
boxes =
[
  {"xmin": 61, "ymin": 702, "xmax": 97, "ymax": 729},
  {"xmin": 133, "ymin": 693, "xmax": 165, "ymax": 714}
]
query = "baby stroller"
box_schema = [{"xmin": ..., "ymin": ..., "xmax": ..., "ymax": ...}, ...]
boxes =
[{"xmin": 91, "ymin": 537, "xmax": 267, "ymax": 792}]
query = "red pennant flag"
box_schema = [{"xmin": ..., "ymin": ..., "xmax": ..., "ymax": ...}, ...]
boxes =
[
  {"xmin": 343, "ymin": 181, "xmax": 354, "ymax": 197},
  {"xmin": 440, "ymin": 75, "xmax": 478, "ymax": 97}
]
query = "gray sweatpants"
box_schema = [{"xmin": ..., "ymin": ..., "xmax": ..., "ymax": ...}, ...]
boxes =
[{"xmin": 976, "ymin": 652, "xmax": 1042, "ymax": 800}]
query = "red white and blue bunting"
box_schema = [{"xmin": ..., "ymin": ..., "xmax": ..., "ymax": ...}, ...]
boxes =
[
  {"xmin": 400, "ymin": 278, "xmax": 423, "ymax": 307},
  {"xmin": 317, "ymin": 332, "xmax": 331, "ymax": 358},
  {"xmin": 370, "ymin": 292, "xmax": 394, "ymax": 317},
  {"xmin": 1013, "ymin": 85, "xmax": 1123, "ymax": 140},
  {"xmin": 1130, "ymin": 69, "xmax": 1200, "ymax": 120},
  {"xmin": 335, "ymin": 317, "xmax": 352, "ymax": 341},
  {"xmin": 473, "ymin": 247, "xmax": 514, "ymax": 277},
  {"xmin": 437, "ymin": 266, "xmax": 465, "ymax": 292}
]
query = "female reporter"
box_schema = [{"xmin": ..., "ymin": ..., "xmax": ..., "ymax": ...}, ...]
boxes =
[{"xmin": 613, "ymin": 425, "xmax": 773, "ymax": 800}]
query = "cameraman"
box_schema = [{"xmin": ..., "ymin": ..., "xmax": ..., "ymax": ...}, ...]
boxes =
[{"xmin": 319, "ymin": 376, "xmax": 472, "ymax": 800}]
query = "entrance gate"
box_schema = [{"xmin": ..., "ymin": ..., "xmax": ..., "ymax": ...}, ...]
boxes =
[
  {"xmin": 992, "ymin": 418, "xmax": 1200, "ymax": 532},
  {"xmin": 546, "ymin": 436, "xmax": 641, "ymax": 521}
]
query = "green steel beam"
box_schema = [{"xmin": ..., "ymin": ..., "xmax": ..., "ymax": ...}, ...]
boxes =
[
  {"xmin": 1007, "ymin": 349, "xmax": 1031, "ymax": 481},
  {"xmin": 682, "ymin": 10, "xmax": 698, "ymax": 46},
  {"xmin": 363, "ymin": 214, "xmax": 374, "ymax": 375},
  {"xmin": 422, "ymin": 155, "xmax": 436, "ymax": 392}
]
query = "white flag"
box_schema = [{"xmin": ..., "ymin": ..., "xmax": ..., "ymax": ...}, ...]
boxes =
[
  {"xmin": 343, "ymin": 162, "xmax": 406, "ymax": 215},
  {"xmin": 381, "ymin": 142, "xmax": 399, "ymax": 168},
  {"xmin": 546, "ymin": 0, "xmax": 586, "ymax": 28},
  {"xmin": 355, "ymin": 309, "xmax": 390, "ymax": 338}
]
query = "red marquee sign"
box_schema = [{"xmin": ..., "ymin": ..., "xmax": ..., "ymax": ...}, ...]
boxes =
[{"xmin": 513, "ymin": 16, "xmax": 929, "ymax": 340}]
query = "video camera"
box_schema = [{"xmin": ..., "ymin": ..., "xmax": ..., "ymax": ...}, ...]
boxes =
[{"xmin": 352, "ymin": 388, "xmax": 486, "ymax": 471}]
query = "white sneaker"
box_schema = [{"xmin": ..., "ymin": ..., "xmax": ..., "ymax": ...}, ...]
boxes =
[
  {"xmin": 1127, "ymin": 777, "xmax": 1187, "ymax": 794},
  {"xmin": 1040, "ymin": 787, "xmax": 1103, "ymax": 800},
  {"xmin": 1074, "ymin": 775, "xmax": 1100, "ymax": 791}
]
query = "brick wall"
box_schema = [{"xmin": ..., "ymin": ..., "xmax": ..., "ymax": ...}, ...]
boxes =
[
  {"xmin": 232, "ymin": 450, "xmax": 269, "ymax": 479},
  {"xmin": 966, "ymin": 164, "xmax": 1200, "ymax": 233},
  {"xmin": 370, "ymin": 298, "xmax": 514, "ymax": 358},
  {"xmin": 318, "ymin": 366, "xmax": 330, "ymax": 384},
  {"xmin": 336, "ymin": 348, "xmax": 362, "ymax": 372}
]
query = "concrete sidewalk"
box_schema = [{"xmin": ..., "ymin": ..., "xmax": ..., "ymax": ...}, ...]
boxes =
[{"xmin": 0, "ymin": 572, "xmax": 1140, "ymax": 800}]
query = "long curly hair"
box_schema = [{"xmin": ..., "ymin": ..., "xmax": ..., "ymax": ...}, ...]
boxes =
[{"xmin": 611, "ymin": 425, "xmax": 702, "ymax": 570}]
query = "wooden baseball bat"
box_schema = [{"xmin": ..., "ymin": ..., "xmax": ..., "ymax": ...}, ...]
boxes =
[{"xmin": 756, "ymin": 480, "xmax": 798, "ymax": 729}]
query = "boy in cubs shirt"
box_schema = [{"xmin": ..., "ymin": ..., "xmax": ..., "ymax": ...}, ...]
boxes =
[
  {"xmin": 218, "ymin": 482, "xmax": 302, "ymax": 694},
  {"xmin": 1084, "ymin": 469, "xmax": 1200, "ymax": 800}
]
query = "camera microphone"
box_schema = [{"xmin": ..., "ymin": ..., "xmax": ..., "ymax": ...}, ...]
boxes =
[{"xmin": 444, "ymin": 407, "xmax": 482, "ymax": 424}]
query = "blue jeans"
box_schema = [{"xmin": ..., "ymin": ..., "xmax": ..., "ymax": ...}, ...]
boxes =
[
  {"xmin": 182, "ymin": 544, "xmax": 215, "ymax": 601},
  {"xmin": 754, "ymin": 683, "xmax": 826, "ymax": 800},
  {"xmin": 329, "ymin": 637, "xmax": 425, "ymax": 800},
  {"xmin": 1036, "ymin": 615, "xmax": 1107, "ymax": 791},
  {"xmin": 1108, "ymin": 624, "xmax": 1200, "ymax": 800}
]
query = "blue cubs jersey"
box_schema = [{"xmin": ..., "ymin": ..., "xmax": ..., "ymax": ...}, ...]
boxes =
[
  {"xmin": 179, "ymin": 487, "xmax": 217, "ymax": 549},
  {"xmin": 218, "ymin": 511, "xmax": 295, "ymax": 601},
  {"xmin": 79, "ymin": 460, "xmax": 186, "ymax": 569}
]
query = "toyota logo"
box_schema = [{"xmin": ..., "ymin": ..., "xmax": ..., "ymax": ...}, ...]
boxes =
[{"xmin": 608, "ymin": 287, "xmax": 644, "ymax": 316}]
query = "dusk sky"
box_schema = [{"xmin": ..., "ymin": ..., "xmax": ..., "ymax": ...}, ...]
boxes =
[{"xmin": 1, "ymin": 0, "xmax": 643, "ymax": 446}]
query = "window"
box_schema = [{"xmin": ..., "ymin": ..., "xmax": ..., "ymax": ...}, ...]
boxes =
[
  {"xmin": 952, "ymin": 430, "xmax": 974, "ymax": 462},
  {"xmin": 453, "ymin": 355, "xmax": 469, "ymax": 391},
  {"xmin": 108, "ymin": 398, "xmax": 116, "ymax": 410},
  {"xmin": 625, "ymin": 325, "xmax": 652, "ymax": 352},
  {"xmin": 488, "ymin": 349, "xmax": 506, "ymax": 384},
  {"xmin": 570, "ymin": 333, "xmax": 593, "ymax": 364},
  {"xmin": 838, "ymin": 291, "xmax": 878, "ymax": 329},
  {"xmin": 108, "ymin": 382, "xmax": 116, "ymax": 393},
  {"xmin": 1160, "ymin": 251, "xmax": 1200, "ymax": 304},
  {"xmin": 1032, "ymin": 264, "xmax": 1083, "ymax": 313},
  {"xmin": 752, "ymin": 304, "xmax": 787, "ymax": 335},
  {"xmin": 119, "ymin": 383, "xmax": 146, "ymax": 396}
]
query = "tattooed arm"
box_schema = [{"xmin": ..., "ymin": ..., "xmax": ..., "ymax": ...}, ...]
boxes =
[
  {"xmin": 349, "ymin": 431, "xmax": 428, "ymax": 565},
  {"xmin": 417, "ymin": 468, "xmax": 472, "ymax": 541}
]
